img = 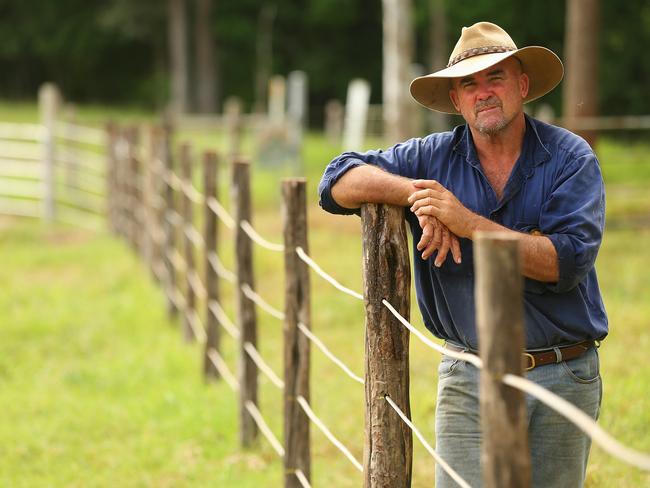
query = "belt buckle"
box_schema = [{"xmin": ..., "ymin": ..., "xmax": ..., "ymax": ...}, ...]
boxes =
[{"xmin": 523, "ymin": 353, "xmax": 536, "ymax": 371}]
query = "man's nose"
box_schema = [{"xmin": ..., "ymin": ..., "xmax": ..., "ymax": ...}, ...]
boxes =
[{"xmin": 475, "ymin": 82, "xmax": 493, "ymax": 100}]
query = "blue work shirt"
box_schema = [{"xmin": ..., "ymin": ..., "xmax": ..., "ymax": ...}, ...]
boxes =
[{"xmin": 318, "ymin": 115, "xmax": 608, "ymax": 349}]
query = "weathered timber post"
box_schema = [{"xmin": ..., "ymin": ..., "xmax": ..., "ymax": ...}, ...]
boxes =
[
  {"xmin": 474, "ymin": 232, "xmax": 530, "ymax": 488},
  {"xmin": 233, "ymin": 159, "xmax": 258, "ymax": 447},
  {"xmin": 203, "ymin": 150, "xmax": 220, "ymax": 379},
  {"xmin": 105, "ymin": 122, "xmax": 118, "ymax": 234},
  {"xmin": 180, "ymin": 143, "xmax": 196, "ymax": 342},
  {"xmin": 361, "ymin": 203, "xmax": 412, "ymax": 488},
  {"xmin": 162, "ymin": 124, "xmax": 179, "ymax": 319},
  {"xmin": 140, "ymin": 125, "xmax": 154, "ymax": 271},
  {"xmin": 149, "ymin": 126, "xmax": 165, "ymax": 284},
  {"xmin": 282, "ymin": 178, "xmax": 311, "ymax": 487},
  {"xmin": 64, "ymin": 106, "xmax": 78, "ymax": 196},
  {"xmin": 125, "ymin": 126, "xmax": 141, "ymax": 252},
  {"xmin": 114, "ymin": 127, "xmax": 129, "ymax": 239},
  {"xmin": 39, "ymin": 83, "xmax": 59, "ymax": 222}
]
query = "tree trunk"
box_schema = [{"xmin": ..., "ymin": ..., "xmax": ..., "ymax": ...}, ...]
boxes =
[
  {"xmin": 168, "ymin": 0, "xmax": 189, "ymax": 114},
  {"xmin": 382, "ymin": 0, "xmax": 415, "ymax": 144},
  {"xmin": 254, "ymin": 5, "xmax": 276, "ymax": 114},
  {"xmin": 195, "ymin": 0, "xmax": 217, "ymax": 113},
  {"xmin": 563, "ymin": 0, "xmax": 600, "ymax": 148},
  {"xmin": 428, "ymin": 0, "xmax": 449, "ymax": 132}
]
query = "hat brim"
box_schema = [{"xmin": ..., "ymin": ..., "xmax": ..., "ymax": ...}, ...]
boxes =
[{"xmin": 409, "ymin": 46, "xmax": 564, "ymax": 114}]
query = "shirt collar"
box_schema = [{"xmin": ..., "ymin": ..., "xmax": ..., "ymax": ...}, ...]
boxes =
[{"xmin": 452, "ymin": 113, "xmax": 552, "ymax": 171}]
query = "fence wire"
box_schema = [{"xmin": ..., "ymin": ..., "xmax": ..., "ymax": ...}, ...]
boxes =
[
  {"xmin": 296, "ymin": 395, "xmax": 363, "ymax": 473},
  {"xmin": 241, "ymin": 283, "xmax": 285, "ymax": 321},
  {"xmin": 244, "ymin": 342, "xmax": 284, "ymax": 390},
  {"xmin": 384, "ymin": 395, "xmax": 472, "ymax": 488},
  {"xmin": 208, "ymin": 300, "xmax": 240, "ymax": 339},
  {"xmin": 207, "ymin": 348, "xmax": 239, "ymax": 391},
  {"xmin": 295, "ymin": 247, "xmax": 364, "ymax": 301},
  {"xmin": 244, "ymin": 400, "xmax": 285, "ymax": 458},
  {"xmin": 298, "ymin": 322, "xmax": 364, "ymax": 385}
]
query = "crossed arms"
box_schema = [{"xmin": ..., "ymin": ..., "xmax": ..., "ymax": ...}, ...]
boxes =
[{"xmin": 331, "ymin": 164, "xmax": 559, "ymax": 282}]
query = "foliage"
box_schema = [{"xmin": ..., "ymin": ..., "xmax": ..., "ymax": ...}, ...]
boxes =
[{"xmin": 0, "ymin": 0, "xmax": 648, "ymax": 117}]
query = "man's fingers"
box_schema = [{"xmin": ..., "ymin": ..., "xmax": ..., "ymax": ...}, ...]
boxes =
[
  {"xmin": 417, "ymin": 222, "xmax": 433, "ymax": 252},
  {"xmin": 450, "ymin": 234, "xmax": 462, "ymax": 264},
  {"xmin": 408, "ymin": 189, "xmax": 445, "ymax": 207},
  {"xmin": 434, "ymin": 228, "xmax": 451, "ymax": 267}
]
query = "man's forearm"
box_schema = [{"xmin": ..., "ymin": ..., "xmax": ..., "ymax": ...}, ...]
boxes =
[
  {"xmin": 331, "ymin": 165, "xmax": 413, "ymax": 209},
  {"xmin": 466, "ymin": 213, "xmax": 559, "ymax": 282}
]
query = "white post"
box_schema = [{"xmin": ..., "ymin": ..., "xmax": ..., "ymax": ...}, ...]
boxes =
[
  {"xmin": 39, "ymin": 83, "xmax": 60, "ymax": 222},
  {"xmin": 343, "ymin": 79, "xmax": 371, "ymax": 151}
]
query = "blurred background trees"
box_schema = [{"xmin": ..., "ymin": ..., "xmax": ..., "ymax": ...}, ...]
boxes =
[{"xmin": 0, "ymin": 0, "xmax": 648, "ymax": 124}]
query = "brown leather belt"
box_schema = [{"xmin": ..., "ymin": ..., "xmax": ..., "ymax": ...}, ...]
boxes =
[{"xmin": 444, "ymin": 340, "xmax": 595, "ymax": 371}]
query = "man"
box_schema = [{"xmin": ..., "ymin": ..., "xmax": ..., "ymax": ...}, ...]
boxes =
[{"xmin": 318, "ymin": 22, "xmax": 607, "ymax": 487}]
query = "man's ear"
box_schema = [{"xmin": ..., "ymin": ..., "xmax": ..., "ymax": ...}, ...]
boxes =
[
  {"xmin": 520, "ymin": 73, "xmax": 530, "ymax": 99},
  {"xmin": 449, "ymin": 89, "xmax": 460, "ymax": 112}
]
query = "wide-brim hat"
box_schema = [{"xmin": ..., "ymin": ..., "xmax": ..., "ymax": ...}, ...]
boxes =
[{"xmin": 410, "ymin": 22, "xmax": 564, "ymax": 114}]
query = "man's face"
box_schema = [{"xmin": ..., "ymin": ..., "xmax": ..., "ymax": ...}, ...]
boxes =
[{"xmin": 449, "ymin": 57, "xmax": 529, "ymax": 136}]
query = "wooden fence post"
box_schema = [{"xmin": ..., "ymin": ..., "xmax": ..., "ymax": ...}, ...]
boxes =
[
  {"xmin": 39, "ymin": 83, "xmax": 59, "ymax": 222},
  {"xmin": 105, "ymin": 122, "xmax": 118, "ymax": 234},
  {"xmin": 361, "ymin": 203, "xmax": 412, "ymax": 488},
  {"xmin": 203, "ymin": 150, "xmax": 220, "ymax": 379},
  {"xmin": 149, "ymin": 126, "xmax": 165, "ymax": 284},
  {"xmin": 180, "ymin": 143, "xmax": 196, "ymax": 342},
  {"xmin": 115, "ymin": 127, "xmax": 129, "ymax": 239},
  {"xmin": 162, "ymin": 124, "xmax": 179, "ymax": 319},
  {"xmin": 233, "ymin": 159, "xmax": 258, "ymax": 447},
  {"xmin": 282, "ymin": 178, "xmax": 311, "ymax": 487},
  {"xmin": 474, "ymin": 232, "xmax": 531, "ymax": 488},
  {"xmin": 125, "ymin": 126, "xmax": 141, "ymax": 252}
]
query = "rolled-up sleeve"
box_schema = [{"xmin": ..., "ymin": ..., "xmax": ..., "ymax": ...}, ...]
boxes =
[
  {"xmin": 318, "ymin": 138, "xmax": 429, "ymax": 215},
  {"xmin": 540, "ymin": 153, "xmax": 605, "ymax": 293}
]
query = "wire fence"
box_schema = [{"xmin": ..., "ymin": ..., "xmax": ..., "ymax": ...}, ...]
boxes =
[
  {"xmin": 100, "ymin": 122, "xmax": 650, "ymax": 487},
  {"xmin": 5, "ymin": 101, "xmax": 648, "ymax": 486}
]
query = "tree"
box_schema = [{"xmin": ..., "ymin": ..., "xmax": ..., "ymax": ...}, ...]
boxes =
[
  {"xmin": 168, "ymin": 0, "xmax": 190, "ymax": 114},
  {"xmin": 382, "ymin": 0, "xmax": 415, "ymax": 143},
  {"xmin": 194, "ymin": 0, "xmax": 218, "ymax": 113},
  {"xmin": 562, "ymin": 0, "xmax": 600, "ymax": 147}
]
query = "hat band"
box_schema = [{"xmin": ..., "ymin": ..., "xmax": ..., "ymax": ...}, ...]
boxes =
[{"xmin": 447, "ymin": 45, "xmax": 516, "ymax": 68}]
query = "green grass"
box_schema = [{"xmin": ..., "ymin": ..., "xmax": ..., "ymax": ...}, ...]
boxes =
[{"xmin": 1, "ymin": 103, "xmax": 650, "ymax": 486}]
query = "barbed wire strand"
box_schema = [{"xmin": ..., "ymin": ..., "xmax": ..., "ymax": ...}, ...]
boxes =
[
  {"xmin": 184, "ymin": 224, "xmax": 205, "ymax": 249},
  {"xmin": 207, "ymin": 251, "xmax": 237, "ymax": 283},
  {"xmin": 182, "ymin": 181, "xmax": 205, "ymax": 205},
  {"xmin": 384, "ymin": 395, "xmax": 472, "ymax": 488},
  {"xmin": 244, "ymin": 400, "xmax": 286, "ymax": 458},
  {"xmin": 240, "ymin": 220, "xmax": 285, "ymax": 252},
  {"xmin": 296, "ymin": 395, "xmax": 363, "ymax": 473},
  {"xmin": 297, "ymin": 322, "xmax": 364, "ymax": 385},
  {"xmin": 165, "ymin": 209, "xmax": 183, "ymax": 228},
  {"xmin": 187, "ymin": 310, "xmax": 207, "ymax": 344},
  {"xmin": 244, "ymin": 342, "xmax": 285, "ymax": 389},
  {"xmin": 208, "ymin": 300, "xmax": 241, "ymax": 339},
  {"xmin": 241, "ymin": 283, "xmax": 285, "ymax": 321},
  {"xmin": 187, "ymin": 269, "xmax": 207, "ymax": 300},
  {"xmin": 206, "ymin": 196, "xmax": 236, "ymax": 229},
  {"xmin": 207, "ymin": 348, "xmax": 239, "ymax": 391},
  {"xmin": 295, "ymin": 247, "xmax": 364, "ymax": 301},
  {"xmin": 503, "ymin": 374, "xmax": 650, "ymax": 471},
  {"xmin": 381, "ymin": 299, "xmax": 483, "ymax": 368},
  {"xmin": 166, "ymin": 248, "xmax": 187, "ymax": 273},
  {"xmin": 294, "ymin": 469, "xmax": 312, "ymax": 488}
]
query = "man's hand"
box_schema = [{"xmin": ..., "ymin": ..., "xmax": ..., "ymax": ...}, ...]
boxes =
[
  {"xmin": 416, "ymin": 214, "xmax": 462, "ymax": 266},
  {"xmin": 408, "ymin": 180, "xmax": 478, "ymax": 239}
]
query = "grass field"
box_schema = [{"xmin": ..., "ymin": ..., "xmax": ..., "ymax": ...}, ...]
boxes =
[{"xmin": 1, "ymin": 102, "xmax": 650, "ymax": 486}]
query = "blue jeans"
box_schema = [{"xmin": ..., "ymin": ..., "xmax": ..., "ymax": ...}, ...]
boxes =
[{"xmin": 435, "ymin": 346, "xmax": 602, "ymax": 487}]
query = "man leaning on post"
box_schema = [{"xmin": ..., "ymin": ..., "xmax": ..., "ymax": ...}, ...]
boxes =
[{"xmin": 318, "ymin": 21, "xmax": 607, "ymax": 487}]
